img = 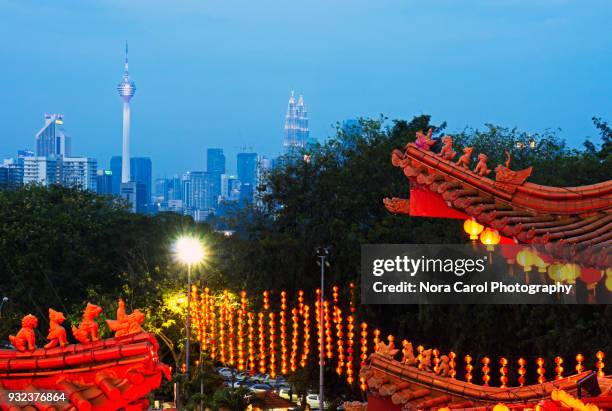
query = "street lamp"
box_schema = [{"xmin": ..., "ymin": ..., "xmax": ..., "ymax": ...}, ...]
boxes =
[
  {"xmin": 174, "ymin": 236, "xmax": 205, "ymax": 380},
  {"xmin": 316, "ymin": 247, "xmax": 330, "ymax": 411}
]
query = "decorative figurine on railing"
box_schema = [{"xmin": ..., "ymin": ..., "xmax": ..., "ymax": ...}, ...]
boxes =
[
  {"xmin": 9, "ymin": 314, "xmax": 38, "ymax": 352},
  {"xmin": 401, "ymin": 340, "xmax": 417, "ymax": 365},
  {"xmin": 106, "ymin": 298, "xmax": 145, "ymax": 337},
  {"xmin": 438, "ymin": 135, "xmax": 456, "ymax": 160},
  {"xmin": 45, "ymin": 308, "xmax": 68, "ymax": 349},
  {"xmin": 72, "ymin": 303, "xmax": 103, "ymax": 344},
  {"xmin": 474, "ymin": 153, "xmax": 492, "ymax": 176},
  {"xmin": 414, "ymin": 128, "xmax": 436, "ymax": 151},
  {"xmin": 456, "ymin": 147, "xmax": 474, "ymax": 168}
]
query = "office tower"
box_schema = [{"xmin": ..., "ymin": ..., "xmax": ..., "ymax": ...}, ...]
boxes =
[
  {"xmin": 206, "ymin": 148, "xmax": 225, "ymax": 208},
  {"xmin": 130, "ymin": 157, "xmax": 152, "ymax": 204},
  {"xmin": 110, "ymin": 156, "xmax": 122, "ymax": 195},
  {"xmin": 120, "ymin": 181, "xmax": 147, "ymax": 213},
  {"xmin": 97, "ymin": 170, "xmax": 113, "ymax": 195},
  {"xmin": 154, "ymin": 178, "xmax": 169, "ymax": 202},
  {"xmin": 283, "ymin": 91, "xmax": 309, "ymax": 152},
  {"xmin": 117, "ymin": 42, "xmax": 136, "ymax": 184},
  {"xmin": 182, "ymin": 171, "xmax": 212, "ymax": 213},
  {"xmin": 237, "ymin": 152, "xmax": 257, "ymax": 186},
  {"xmin": 62, "ymin": 157, "xmax": 97, "ymax": 191},
  {"xmin": 35, "ymin": 114, "xmax": 71, "ymax": 157},
  {"xmin": 168, "ymin": 175, "xmax": 183, "ymax": 201},
  {"xmin": 23, "ymin": 156, "xmax": 62, "ymax": 186}
]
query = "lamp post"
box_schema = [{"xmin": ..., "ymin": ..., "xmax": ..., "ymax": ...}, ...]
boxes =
[
  {"xmin": 316, "ymin": 247, "xmax": 330, "ymax": 411},
  {"xmin": 174, "ymin": 236, "xmax": 205, "ymax": 380}
]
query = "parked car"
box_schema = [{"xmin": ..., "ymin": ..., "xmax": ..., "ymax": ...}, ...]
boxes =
[
  {"xmin": 278, "ymin": 387, "xmax": 296, "ymax": 401},
  {"xmin": 299, "ymin": 393, "xmax": 331, "ymax": 410},
  {"xmin": 249, "ymin": 383, "xmax": 273, "ymax": 393}
]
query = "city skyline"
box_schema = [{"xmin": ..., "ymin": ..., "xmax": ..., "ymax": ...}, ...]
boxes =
[{"xmin": 2, "ymin": 1, "xmax": 612, "ymax": 177}]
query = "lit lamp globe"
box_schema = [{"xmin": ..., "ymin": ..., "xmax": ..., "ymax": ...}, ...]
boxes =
[
  {"xmin": 175, "ymin": 236, "xmax": 205, "ymax": 267},
  {"xmin": 464, "ymin": 218, "xmax": 484, "ymax": 241}
]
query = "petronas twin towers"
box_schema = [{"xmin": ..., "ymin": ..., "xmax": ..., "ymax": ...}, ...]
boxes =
[{"xmin": 283, "ymin": 91, "xmax": 309, "ymax": 153}]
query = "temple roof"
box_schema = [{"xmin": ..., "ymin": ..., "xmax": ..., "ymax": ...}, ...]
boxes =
[{"xmin": 385, "ymin": 141, "xmax": 611, "ymax": 268}]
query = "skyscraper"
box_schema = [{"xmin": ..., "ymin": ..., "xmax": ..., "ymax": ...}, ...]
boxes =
[
  {"xmin": 131, "ymin": 157, "xmax": 152, "ymax": 204},
  {"xmin": 237, "ymin": 152, "xmax": 257, "ymax": 202},
  {"xmin": 35, "ymin": 114, "xmax": 71, "ymax": 157},
  {"xmin": 110, "ymin": 156, "xmax": 122, "ymax": 195},
  {"xmin": 283, "ymin": 91, "xmax": 309, "ymax": 152},
  {"xmin": 97, "ymin": 170, "xmax": 113, "ymax": 195},
  {"xmin": 206, "ymin": 148, "xmax": 225, "ymax": 208},
  {"xmin": 117, "ymin": 42, "xmax": 136, "ymax": 184}
]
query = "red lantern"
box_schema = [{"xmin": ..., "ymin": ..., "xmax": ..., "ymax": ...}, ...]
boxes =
[{"xmin": 581, "ymin": 268, "xmax": 602, "ymax": 284}]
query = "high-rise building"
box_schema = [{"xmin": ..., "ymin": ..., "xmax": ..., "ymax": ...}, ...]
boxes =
[
  {"xmin": 35, "ymin": 114, "xmax": 71, "ymax": 157},
  {"xmin": 237, "ymin": 152, "xmax": 257, "ymax": 186},
  {"xmin": 182, "ymin": 171, "xmax": 212, "ymax": 212},
  {"xmin": 283, "ymin": 91, "xmax": 309, "ymax": 153},
  {"xmin": 96, "ymin": 170, "xmax": 113, "ymax": 195},
  {"xmin": 110, "ymin": 156, "xmax": 122, "ymax": 195},
  {"xmin": 131, "ymin": 157, "xmax": 152, "ymax": 204},
  {"xmin": 168, "ymin": 175, "xmax": 183, "ymax": 201},
  {"xmin": 63, "ymin": 157, "xmax": 97, "ymax": 191},
  {"xmin": 154, "ymin": 178, "xmax": 169, "ymax": 202},
  {"xmin": 0, "ymin": 150, "xmax": 33, "ymax": 189},
  {"xmin": 23, "ymin": 156, "xmax": 62, "ymax": 186},
  {"xmin": 206, "ymin": 148, "xmax": 225, "ymax": 208}
]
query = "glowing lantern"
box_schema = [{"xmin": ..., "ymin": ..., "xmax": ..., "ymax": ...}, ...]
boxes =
[
  {"xmin": 417, "ymin": 345, "xmax": 424, "ymax": 370},
  {"xmin": 596, "ymin": 351, "xmax": 605, "ymax": 377},
  {"xmin": 433, "ymin": 348, "xmax": 440, "ymax": 374},
  {"xmin": 209, "ymin": 298, "xmax": 217, "ymax": 360},
  {"xmin": 554, "ymin": 356, "xmax": 564, "ymax": 380},
  {"xmin": 346, "ymin": 316, "xmax": 354, "ymax": 384},
  {"xmin": 518, "ymin": 358, "xmax": 526, "ymax": 387},
  {"xmin": 280, "ymin": 292, "xmax": 287, "ymax": 375},
  {"xmin": 336, "ymin": 308, "xmax": 344, "ymax": 375},
  {"xmin": 373, "ymin": 329, "xmax": 381, "ymax": 352},
  {"xmin": 269, "ymin": 312, "xmax": 276, "ymax": 378},
  {"xmin": 315, "ymin": 299, "xmax": 322, "ymax": 359},
  {"xmin": 548, "ymin": 264, "xmax": 565, "ymax": 282},
  {"xmin": 247, "ymin": 312, "xmax": 255, "ymax": 373},
  {"xmin": 301, "ymin": 305, "xmax": 310, "ymax": 367},
  {"xmin": 290, "ymin": 308, "xmax": 299, "ymax": 372},
  {"xmin": 536, "ymin": 357, "xmax": 546, "ymax": 383},
  {"xmin": 516, "ymin": 249, "xmax": 535, "ymax": 272},
  {"xmin": 480, "ymin": 228, "xmax": 501, "ymax": 251},
  {"xmin": 263, "ymin": 291, "xmax": 270, "ymax": 311},
  {"xmin": 580, "ymin": 268, "xmax": 602, "ymax": 284},
  {"xmin": 332, "ymin": 285, "xmax": 339, "ymax": 304},
  {"xmin": 465, "ymin": 355, "xmax": 473, "ymax": 383},
  {"xmin": 359, "ymin": 322, "xmax": 368, "ymax": 391},
  {"xmin": 449, "ymin": 352, "xmax": 457, "ymax": 379},
  {"xmin": 464, "ymin": 218, "xmax": 484, "ymax": 241},
  {"xmin": 219, "ymin": 296, "xmax": 226, "ymax": 364},
  {"xmin": 482, "ymin": 357, "xmax": 491, "ymax": 386},
  {"xmin": 324, "ymin": 301, "xmax": 333, "ymax": 359},
  {"xmin": 499, "ymin": 358, "xmax": 508, "ymax": 388},
  {"xmin": 607, "ymin": 276, "xmax": 612, "ymax": 292},
  {"xmin": 258, "ymin": 312, "xmax": 266, "ymax": 373},
  {"xmin": 562, "ymin": 264, "xmax": 581, "ymax": 283},
  {"xmin": 532, "ymin": 252, "xmax": 552, "ymax": 273},
  {"xmin": 298, "ymin": 290, "xmax": 304, "ymax": 316},
  {"xmin": 576, "ymin": 353, "xmax": 584, "ymax": 373},
  {"xmin": 228, "ymin": 304, "xmax": 235, "ymax": 366},
  {"xmin": 238, "ymin": 292, "xmax": 247, "ymax": 371}
]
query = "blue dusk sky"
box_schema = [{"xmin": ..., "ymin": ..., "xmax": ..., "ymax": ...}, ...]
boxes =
[{"xmin": 1, "ymin": 0, "xmax": 611, "ymax": 176}]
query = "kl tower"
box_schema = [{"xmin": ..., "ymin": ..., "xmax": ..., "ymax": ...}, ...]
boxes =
[
  {"xmin": 117, "ymin": 42, "xmax": 139, "ymax": 211},
  {"xmin": 117, "ymin": 42, "xmax": 136, "ymax": 184}
]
